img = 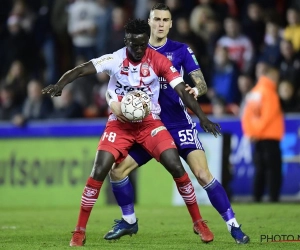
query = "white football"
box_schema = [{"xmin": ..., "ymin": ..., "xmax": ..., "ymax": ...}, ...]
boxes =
[{"xmin": 121, "ymin": 90, "xmax": 151, "ymax": 121}]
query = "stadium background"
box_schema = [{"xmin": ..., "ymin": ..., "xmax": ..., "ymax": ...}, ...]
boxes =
[{"xmin": 1, "ymin": 0, "xmax": 300, "ymax": 209}]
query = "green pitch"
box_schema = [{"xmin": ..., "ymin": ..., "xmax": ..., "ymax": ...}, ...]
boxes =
[{"xmin": 1, "ymin": 204, "xmax": 299, "ymax": 250}]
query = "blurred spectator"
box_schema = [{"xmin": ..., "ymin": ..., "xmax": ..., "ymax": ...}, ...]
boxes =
[
  {"xmin": 242, "ymin": 2, "xmax": 265, "ymax": 55},
  {"xmin": 255, "ymin": 60, "xmax": 269, "ymax": 80},
  {"xmin": 12, "ymin": 79, "xmax": 54, "ymax": 126},
  {"xmin": 211, "ymin": 95, "xmax": 231, "ymax": 117},
  {"xmin": 217, "ymin": 17, "xmax": 254, "ymax": 73},
  {"xmin": 237, "ymin": 73, "xmax": 254, "ymax": 116},
  {"xmin": 0, "ymin": 85, "xmax": 19, "ymax": 121},
  {"xmin": 170, "ymin": 15, "xmax": 208, "ymax": 70},
  {"xmin": 106, "ymin": 6, "xmax": 127, "ymax": 52},
  {"xmin": 278, "ymin": 39, "xmax": 300, "ymax": 96},
  {"xmin": 32, "ymin": 0, "xmax": 58, "ymax": 85},
  {"xmin": 134, "ymin": 0, "xmax": 157, "ymax": 19},
  {"xmin": 2, "ymin": 14, "xmax": 37, "ymax": 77},
  {"xmin": 4, "ymin": 60, "xmax": 28, "ymax": 106},
  {"xmin": 51, "ymin": 0, "xmax": 73, "ymax": 74},
  {"xmin": 208, "ymin": 46, "xmax": 240, "ymax": 104},
  {"xmin": 278, "ymin": 79, "xmax": 300, "ymax": 113},
  {"xmin": 67, "ymin": 0, "xmax": 101, "ymax": 60},
  {"xmin": 10, "ymin": 0, "xmax": 36, "ymax": 33},
  {"xmin": 50, "ymin": 85, "xmax": 83, "ymax": 119},
  {"xmin": 241, "ymin": 66, "xmax": 284, "ymax": 202},
  {"xmin": 204, "ymin": 17, "xmax": 223, "ymax": 61},
  {"xmin": 165, "ymin": 0, "xmax": 187, "ymax": 38},
  {"xmin": 189, "ymin": 4, "xmax": 216, "ymax": 43},
  {"xmin": 259, "ymin": 20, "xmax": 282, "ymax": 67},
  {"xmin": 196, "ymin": 0, "xmax": 235, "ymax": 22},
  {"xmin": 283, "ymin": 7, "xmax": 300, "ymax": 52},
  {"xmin": 95, "ymin": 0, "xmax": 114, "ymax": 55}
]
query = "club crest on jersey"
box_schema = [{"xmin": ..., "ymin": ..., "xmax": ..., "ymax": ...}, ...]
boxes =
[
  {"xmin": 140, "ymin": 62, "xmax": 150, "ymax": 77},
  {"xmin": 179, "ymin": 183, "xmax": 194, "ymax": 194},
  {"xmin": 83, "ymin": 187, "xmax": 98, "ymax": 197},
  {"xmin": 166, "ymin": 52, "xmax": 173, "ymax": 61},
  {"xmin": 121, "ymin": 66, "xmax": 129, "ymax": 76}
]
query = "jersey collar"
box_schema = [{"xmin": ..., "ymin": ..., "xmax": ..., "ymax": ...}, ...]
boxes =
[{"xmin": 148, "ymin": 38, "xmax": 168, "ymax": 50}]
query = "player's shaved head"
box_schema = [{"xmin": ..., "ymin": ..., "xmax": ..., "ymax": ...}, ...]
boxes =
[{"xmin": 150, "ymin": 3, "xmax": 171, "ymax": 17}]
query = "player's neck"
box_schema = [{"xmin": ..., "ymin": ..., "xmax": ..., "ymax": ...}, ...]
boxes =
[{"xmin": 149, "ymin": 36, "xmax": 167, "ymax": 47}]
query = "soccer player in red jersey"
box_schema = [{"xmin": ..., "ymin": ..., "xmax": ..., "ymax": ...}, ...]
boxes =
[
  {"xmin": 104, "ymin": 3, "xmax": 249, "ymax": 245},
  {"xmin": 42, "ymin": 19, "xmax": 220, "ymax": 247}
]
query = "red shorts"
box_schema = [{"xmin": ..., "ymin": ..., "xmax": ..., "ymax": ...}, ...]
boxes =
[{"xmin": 97, "ymin": 115, "xmax": 176, "ymax": 163}]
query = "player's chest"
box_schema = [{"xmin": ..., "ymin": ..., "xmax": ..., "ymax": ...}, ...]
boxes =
[{"xmin": 115, "ymin": 62, "xmax": 158, "ymax": 87}]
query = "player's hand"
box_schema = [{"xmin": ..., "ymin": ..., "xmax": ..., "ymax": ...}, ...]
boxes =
[
  {"xmin": 41, "ymin": 84, "xmax": 63, "ymax": 97},
  {"xmin": 199, "ymin": 118, "xmax": 221, "ymax": 138},
  {"xmin": 185, "ymin": 84, "xmax": 198, "ymax": 100},
  {"xmin": 110, "ymin": 101, "xmax": 130, "ymax": 123}
]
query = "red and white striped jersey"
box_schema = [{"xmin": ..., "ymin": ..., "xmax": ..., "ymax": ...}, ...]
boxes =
[{"xmin": 91, "ymin": 47, "xmax": 183, "ymax": 115}]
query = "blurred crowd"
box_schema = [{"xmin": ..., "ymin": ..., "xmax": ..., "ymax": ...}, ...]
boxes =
[{"xmin": 0, "ymin": 0, "xmax": 300, "ymax": 126}]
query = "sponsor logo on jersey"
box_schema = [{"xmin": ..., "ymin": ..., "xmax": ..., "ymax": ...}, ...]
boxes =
[
  {"xmin": 158, "ymin": 76, "xmax": 167, "ymax": 83},
  {"xmin": 140, "ymin": 62, "xmax": 150, "ymax": 77},
  {"xmin": 192, "ymin": 55, "xmax": 199, "ymax": 65},
  {"xmin": 131, "ymin": 67, "xmax": 138, "ymax": 73},
  {"xmin": 170, "ymin": 66, "xmax": 177, "ymax": 73},
  {"xmin": 121, "ymin": 66, "xmax": 129, "ymax": 75},
  {"xmin": 151, "ymin": 126, "xmax": 166, "ymax": 137},
  {"xmin": 187, "ymin": 47, "xmax": 193, "ymax": 54},
  {"xmin": 179, "ymin": 183, "xmax": 194, "ymax": 194},
  {"xmin": 94, "ymin": 56, "xmax": 113, "ymax": 66},
  {"xmin": 114, "ymin": 81, "xmax": 153, "ymax": 97},
  {"xmin": 160, "ymin": 83, "xmax": 168, "ymax": 90},
  {"xmin": 83, "ymin": 187, "xmax": 97, "ymax": 197},
  {"xmin": 166, "ymin": 52, "xmax": 173, "ymax": 61}
]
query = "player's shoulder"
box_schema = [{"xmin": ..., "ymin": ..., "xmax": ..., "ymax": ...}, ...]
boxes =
[
  {"xmin": 147, "ymin": 47, "xmax": 168, "ymax": 61},
  {"xmin": 167, "ymin": 39, "xmax": 191, "ymax": 52},
  {"xmin": 92, "ymin": 48, "xmax": 124, "ymax": 68}
]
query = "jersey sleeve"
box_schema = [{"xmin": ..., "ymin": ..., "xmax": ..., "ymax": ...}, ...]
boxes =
[
  {"xmin": 90, "ymin": 54, "xmax": 117, "ymax": 76},
  {"xmin": 157, "ymin": 54, "xmax": 183, "ymax": 88},
  {"xmin": 182, "ymin": 45, "xmax": 201, "ymax": 74}
]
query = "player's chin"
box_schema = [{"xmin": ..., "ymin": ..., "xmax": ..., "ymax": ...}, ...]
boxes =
[{"xmin": 134, "ymin": 55, "xmax": 143, "ymax": 61}]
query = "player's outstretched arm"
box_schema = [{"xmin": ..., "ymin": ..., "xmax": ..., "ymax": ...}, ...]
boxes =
[
  {"xmin": 42, "ymin": 61, "xmax": 96, "ymax": 97},
  {"xmin": 174, "ymin": 82, "xmax": 221, "ymax": 137}
]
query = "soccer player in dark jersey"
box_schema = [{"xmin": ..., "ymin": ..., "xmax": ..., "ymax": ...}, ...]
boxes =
[
  {"xmin": 104, "ymin": 3, "xmax": 249, "ymax": 245},
  {"xmin": 42, "ymin": 19, "xmax": 221, "ymax": 247}
]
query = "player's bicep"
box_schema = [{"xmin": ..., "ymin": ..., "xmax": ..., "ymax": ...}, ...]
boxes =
[
  {"xmin": 173, "ymin": 82, "xmax": 187, "ymax": 98},
  {"xmin": 91, "ymin": 54, "xmax": 116, "ymax": 75}
]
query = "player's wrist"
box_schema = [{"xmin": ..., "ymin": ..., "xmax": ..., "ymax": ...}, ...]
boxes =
[
  {"xmin": 192, "ymin": 87, "xmax": 199, "ymax": 97},
  {"xmin": 108, "ymin": 99, "xmax": 114, "ymax": 107}
]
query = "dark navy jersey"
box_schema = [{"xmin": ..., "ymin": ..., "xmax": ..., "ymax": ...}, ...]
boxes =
[{"xmin": 148, "ymin": 39, "xmax": 200, "ymax": 128}]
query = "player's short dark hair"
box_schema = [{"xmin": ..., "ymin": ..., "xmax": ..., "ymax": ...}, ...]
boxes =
[
  {"xmin": 124, "ymin": 19, "xmax": 149, "ymax": 35},
  {"xmin": 151, "ymin": 3, "xmax": 171, "ymax": 12}
]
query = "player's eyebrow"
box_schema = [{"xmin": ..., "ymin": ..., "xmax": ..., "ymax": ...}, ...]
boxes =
[{"xmin": 153, "ymin": 17, "xmax": 170, "ymax": 21}]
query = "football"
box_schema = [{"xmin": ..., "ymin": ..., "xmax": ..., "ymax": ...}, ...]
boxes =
[{"xmin": 121, "ymin": 90, "xmax": 151, "ymax": 121}]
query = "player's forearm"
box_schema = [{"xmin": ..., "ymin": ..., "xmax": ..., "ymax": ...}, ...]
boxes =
[
  {"xmin": 189, "ymin": 69, "xmax": 207, "ymax": 97},
  {"xmin": 105, "ymin": 91, "xmax": 115, "ymax": 107},
  {"xmin": 56, "ymin": 62, "xmax": 95, "ymax": 88},
  {"xmin": 175, "ymin": 83, "xmax": 207, "ymax": 121}
]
